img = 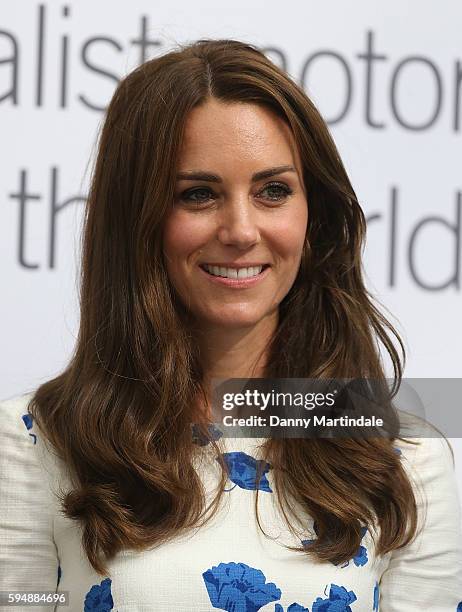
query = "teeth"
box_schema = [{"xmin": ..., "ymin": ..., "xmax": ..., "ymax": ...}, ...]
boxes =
[{"xmin": 203, "ymin": 265, "xmax": 264, "ymax": 279}]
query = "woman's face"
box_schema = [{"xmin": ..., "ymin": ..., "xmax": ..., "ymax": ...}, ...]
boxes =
[{"xmin": 162, "ymin": 97, "xmax": 308, "ymax": 331}]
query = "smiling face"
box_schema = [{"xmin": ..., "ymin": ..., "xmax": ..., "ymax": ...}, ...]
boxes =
[{"xmin": 162, "ymin": 97, "xmax": 308, "ymax": 332}]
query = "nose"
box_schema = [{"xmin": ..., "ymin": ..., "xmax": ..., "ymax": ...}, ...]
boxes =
[{"xmin": 216, "ymin": 197, "xmax": 260, "ymax": 249}]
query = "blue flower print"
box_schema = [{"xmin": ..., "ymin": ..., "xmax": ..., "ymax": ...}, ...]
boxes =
[
  {"xmin": 312, "ymin": 584, "xmax": 357, "ymax": 611},
  {"xmin": 192, "ymin": 422, "xmax": 224, "ymax": 446},
  {"xmin": 373, "ymin": 581, "xmax": 379, "ymax": 611},
  {"xmin": 302, "ymin": 523, "xmax": 368, "ymax": 568},
  {"xmin": 57, "ymin": 564, "xmax": 62, "ymax": 587},
  {"xmin": 84, "ymin": 577, "xmax": 114, "ymax": 611},
  {"xmin": 351, "ymin": 543, "xmax": 368, "ymax": 567},
  {"xmin": 21, "ymin": 413, "xmax": 36, "ymax": 444},
  {"xmin": 275, "ymin": 604, "xmax": 309, "ymax": 611},
  {"xmin": 218, "ymin": 452, "xmax": 272, "ymax": 493},
  {"xmin": 203, "ymin": 561, "xmax": 281, "ymax": 611}
]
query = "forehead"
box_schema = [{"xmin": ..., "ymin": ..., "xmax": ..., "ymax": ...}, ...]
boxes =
[{"xmin": 178, "ymin": 98, "xmax": 303, "ymax": 173}]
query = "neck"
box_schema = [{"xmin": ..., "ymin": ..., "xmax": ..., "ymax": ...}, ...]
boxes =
[{"xmin": 192, "ymin": 311, "xmax": 278, "ymax": 418}]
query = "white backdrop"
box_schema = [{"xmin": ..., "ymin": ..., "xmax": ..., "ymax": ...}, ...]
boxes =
[{"xmin": 1, "ymin": 1, "xmax": 461, "ymax": 486}]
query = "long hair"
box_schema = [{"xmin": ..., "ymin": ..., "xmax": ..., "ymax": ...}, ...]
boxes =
[{"xmin": 28, "ymin": 38, "xmax": 421, "ymax": 575}]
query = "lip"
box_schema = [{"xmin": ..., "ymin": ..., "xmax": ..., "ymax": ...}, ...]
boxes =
[
  {"xmin": 200, "ymin": 262, "xmax": 270, "ymax": 268},
  {"xmin": 198, "ymin": 263, "xmax": 271, "ymax": 287}
]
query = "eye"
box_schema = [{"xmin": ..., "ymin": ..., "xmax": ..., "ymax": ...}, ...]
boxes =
[
  {"xmin": 258, "ymin": 182, "xmax": 293, "ymax": 202},
  {"xmin": 176, "ymin": 182, "xmax": 294, "ymax": 207},
  {"xmin": 178, "ymin": 187, "xmax": 215, "ymax": 205}
]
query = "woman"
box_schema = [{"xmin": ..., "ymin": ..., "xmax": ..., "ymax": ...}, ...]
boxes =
[{"xmin": 1, "ymin": 38, "xmax": 461, "ymax": 611}]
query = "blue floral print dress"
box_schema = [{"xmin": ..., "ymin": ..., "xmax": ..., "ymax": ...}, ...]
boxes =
[{"xmin": 1, "ymin": 392, "xmax": 462, "ymax": 612}]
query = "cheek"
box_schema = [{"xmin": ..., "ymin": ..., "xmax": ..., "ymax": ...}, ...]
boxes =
[
  {"xmin": 163, "ymin": 211, "xmax": 209, "ymax": 265},
  {"xmin": 270, "ymin": 205, "xmax": 308, "ymax": 258}
]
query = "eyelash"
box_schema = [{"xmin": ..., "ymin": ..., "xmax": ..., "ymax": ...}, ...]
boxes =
[{"xmin": 178, "ymin": 182, "xmax": 294, "ymax": 206}]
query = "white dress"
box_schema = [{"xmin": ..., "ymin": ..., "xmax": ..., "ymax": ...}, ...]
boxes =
[{"xmin": 1, "ymin": 392, "xmax": 462, "ymax": 612}]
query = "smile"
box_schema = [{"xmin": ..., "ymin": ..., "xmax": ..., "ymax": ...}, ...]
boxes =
[
  {"xmin": 200, "ymin": 264, "xmax": 269, "ymax": 279},
  {"xmin": 198, "ymin": 263, "xmax": 271, "ymax": 287}
]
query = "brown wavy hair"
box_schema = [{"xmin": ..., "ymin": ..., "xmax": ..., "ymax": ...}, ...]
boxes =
[{"xmin": 28, "ymin": 38, "xmax": 422, "ymax": 576}]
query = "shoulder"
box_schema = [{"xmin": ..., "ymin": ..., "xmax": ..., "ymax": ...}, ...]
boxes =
[
  {"xmin": 0, "ymin": 390, "xmax": 68, "ymax": 492},
  {"xmin": 393, "ymin": 431, "xmax": 462, "ymax": 554},
  {"xmin": 394, "ymin": 410, "xmax": 456, "ymax": 480},
  {"xmin": 395, "ymin": 432, "xmax": 459, "ymax": 511},
  {"xmin": 0, "ymin": 390, "xmax": 54, "ymax": 516},
  {"xmin": 0, "ymin": 390, "xmax": 37, "ymax": 446},
  {"xmin": 0, "ymin": 391, "xmax": 46, "ymax": 479},
  {"xmin": 396, "ymin": 433, "xmax": 455, "ymax": 470},
  {"xmin": 395, "ymin": 431, "xmax": 457, "ymax": 487}
]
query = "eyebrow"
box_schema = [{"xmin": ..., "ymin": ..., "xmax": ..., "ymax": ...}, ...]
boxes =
[{"xmin": 176, "ymin": 165, "xmax": 297, "ymax": 183}]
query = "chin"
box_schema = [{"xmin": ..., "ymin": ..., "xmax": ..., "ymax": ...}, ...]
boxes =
[{"xmin": 201, "ymin": 310, "xmax": 268, "ymax": 329}]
